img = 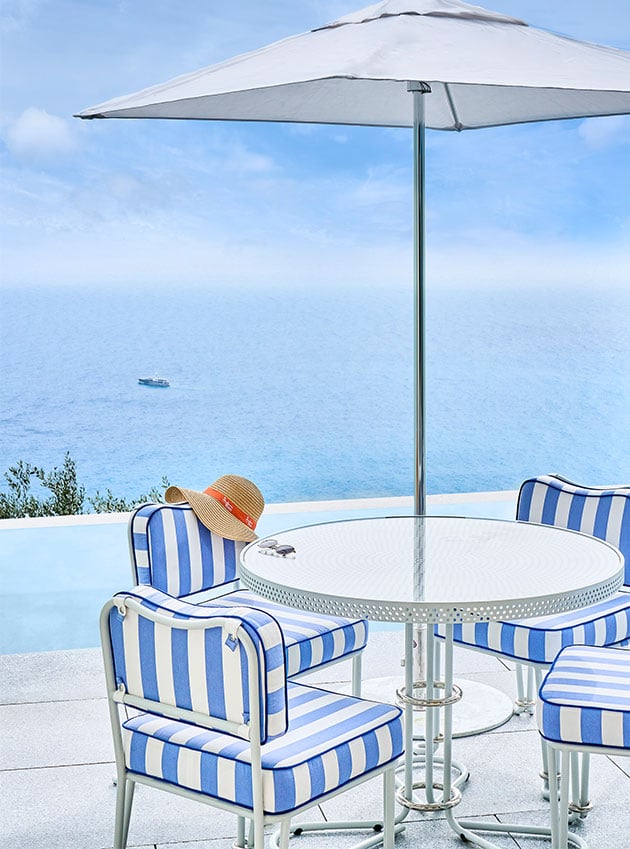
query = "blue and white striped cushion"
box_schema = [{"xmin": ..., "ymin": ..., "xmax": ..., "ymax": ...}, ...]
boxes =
[
  {"xmin": 108, "ymin": 586, "xmax": 288, "ymax": 743},
  {"xmin": 449, "ymin": 591, "xmax": 630, "ymax": 664},
  {"xmin": 130, "ymin": 503, "xmax": 245, "ymax": 596},
  {"xmin": 538, "ymin": 645, "xmax": 630, "ymax": 750},
  {"xmin": 122, "ymin": 683, "xmax": 403, "ymax": 814},
  {"xmin": 203, "ymin": 590, "xmax": 368, "ymax": 678},
  {"xmin": 129, "ymin": 503, "xmax": 369, "ymax": 677},
  {"xmin": 518, "ymin": 475, "xmax": 630, "ymax": 585}
]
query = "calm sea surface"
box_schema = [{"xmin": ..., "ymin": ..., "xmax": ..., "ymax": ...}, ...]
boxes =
[{"xmin": 1, "ymin": 283, "xmax": 628, "ymax": 505}]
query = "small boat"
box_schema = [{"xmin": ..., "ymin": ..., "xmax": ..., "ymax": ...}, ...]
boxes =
[{"xmin": 138, "ymin": 376, "xmax": 170, "ymax": 388}]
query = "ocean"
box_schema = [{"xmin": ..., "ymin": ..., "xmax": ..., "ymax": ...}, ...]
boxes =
[{"xmin": 1, "ymin": 282, "xmax": 628, "ymax": 506}]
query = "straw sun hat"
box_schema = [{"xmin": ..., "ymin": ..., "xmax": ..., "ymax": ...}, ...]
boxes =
[{"xmin": 165, "ymin": 475, "xmax": 264, "ymax": 542}]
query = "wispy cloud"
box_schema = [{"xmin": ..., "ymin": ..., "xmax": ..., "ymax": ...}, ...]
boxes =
[
  {"xmin": 578, "ymin": 115, "xmax": 630, "ymax": 149},
  {"xmin": 3, "ymin": 107, "xmax": 80, "ymax": 160},
  {"xmin": 218, "ymin": 142, "xmax": 279, "ymax": 175}
]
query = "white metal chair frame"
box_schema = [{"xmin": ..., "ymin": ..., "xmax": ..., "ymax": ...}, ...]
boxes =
[{"xmin": 101, "ymin": 595, "xmax": 398, "ymax": 849}]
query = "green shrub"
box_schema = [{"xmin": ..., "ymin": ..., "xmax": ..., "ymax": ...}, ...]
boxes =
[{"xmin": 0, "ymin": 452, "xmax": 169, "ymax": 518}]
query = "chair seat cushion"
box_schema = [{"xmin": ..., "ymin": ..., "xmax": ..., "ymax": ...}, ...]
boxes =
[
  {"xmin": 538, "ymin": 645, "xmax": 630, "ymax": 750},
  {"xmin": 437, "ymin": 591, "xmax": 630, "ymax": 664},
  {"xmin": 201, "ymin": 590, "xmax": 368, "ymax": 677},
  {"xmin": 123, "ymin": 683, "xmax": 403, "ymax": 814}
]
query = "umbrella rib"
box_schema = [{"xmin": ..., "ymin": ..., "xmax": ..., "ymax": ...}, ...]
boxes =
[{"xmin": 444, "ymin": 83, "xmax": 464, "ymax": 131}]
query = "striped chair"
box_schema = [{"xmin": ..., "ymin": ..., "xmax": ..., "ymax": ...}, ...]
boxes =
[
  {"xmin": 538, "ymin": 645, "xmax": 630, "ymax": 848},
  {"xmin": 438, "ymin": 475, "xmax": 630, "ymax": 800},
  {"xmin": 129, "ymin": 502, "xmax": 368, "ymax": 693},
  {"xmin": 450, "ymin": 476, "xmax": 630, "ymax": 701},
  {"xmin": 101, "ymin": 585, "xmax": 403, "ymax": 849}
]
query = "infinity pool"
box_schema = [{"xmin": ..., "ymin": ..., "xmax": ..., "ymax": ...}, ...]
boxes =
[{"xmin": 0, "ymin": 494, "xmax": 515, "ymax": 654}]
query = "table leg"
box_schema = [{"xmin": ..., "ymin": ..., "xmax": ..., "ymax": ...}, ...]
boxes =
[{"xmin": 395, "ymin": 623, "xmax": 467, "ymax": 812}]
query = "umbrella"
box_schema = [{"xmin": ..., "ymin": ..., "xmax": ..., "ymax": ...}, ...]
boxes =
[{"xmin": 77, "ymin": 0, "xmax": 630, "ymax": 514}]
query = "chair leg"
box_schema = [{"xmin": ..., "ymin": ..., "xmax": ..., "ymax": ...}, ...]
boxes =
[
  {"xmin": 235, "ymin": 815, "xmax": 247, "ymax": 848},
  {"xmin": 579, "ymin": 753, "xmax": 591, "ymax": 815},
  {"xmin": 278, "ymin": 820, "xmax": 291, "ymax": 849},
  {"xmin": 351, "ymin": 653, "xmax": 362, "ymax": 697},
  {"xmin": 113, "ymin": 772, "xmax": 127, "ymax": 849},
  {"xmin": 534, "ymin": 668, "xmax": 556, "ymax": 800},
  {"xmin": 514, "ymin": 662, "xmax": 536, "ymax": 714},
  {"xmin": 569, "ymin": 753, "xmax": 592, "ymax": 818},
  {"xmin": 253, "ymin": 808, "xmax": 264, "ymax": 848},
  {"xmin": 549, "ymin": 748, "xmax": 577, "ymax": 849},
  {"xmin": 539, "ymin": 734, "xmax": 553, "ymax": 799},
  {"xmin": 515, "ymin": 662, "xmax": 526, "ymax": 711},
  {"xmin": 548, "ymin": 748, "xmax": 561, "ymax": 849},
  {"xmin": 121, "ymin": 779, "xmax": 135, "ymax": 848},
  {"xmin": 559, "ymin": 750, "xmax": 571, "ymax": 848},
  {"xmin": 383, "ymin": 768, "xmax": 395, "ymax": 849}
]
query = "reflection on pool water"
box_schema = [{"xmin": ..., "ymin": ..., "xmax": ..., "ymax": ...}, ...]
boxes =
[{"xmin": 0, "ymin": 494, "xmax": 515, "ymax": 654}]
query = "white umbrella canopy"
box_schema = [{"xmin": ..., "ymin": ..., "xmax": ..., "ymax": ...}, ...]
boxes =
[
  {"xmin": 77, "ymin": 0, "xmax": 630, "ymax": 511},
  {"xmin": 78, "ymin": 0, "xmax": 630, "ymax": 127}
]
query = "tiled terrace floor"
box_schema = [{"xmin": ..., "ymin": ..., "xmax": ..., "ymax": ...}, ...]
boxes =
[{"xmin": 3, "ymin": 632, "xmax": 630, "ymax": 849}]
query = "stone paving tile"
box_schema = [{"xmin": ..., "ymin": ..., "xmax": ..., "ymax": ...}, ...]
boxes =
[
  {"xmin": 495, "ymin": 803, "xmax": 630, "ymax": 849},
  {"xmin": 0, "ymin": 763, "xmax": 239, "ymax": 849},
  {"xmin": 0, "ymin": 646, "xmax": 104, "ymax": 704},
  {"xmin": 609, "ymin": 755, "xmax": 630, "ymax": 779},
  {"xmin": 1, "ymin": 697, "xmax": 113, "ymax": 768},
  {"xmin": 1, "ymin": 762, "xmax": 120, "ymax": 849}
]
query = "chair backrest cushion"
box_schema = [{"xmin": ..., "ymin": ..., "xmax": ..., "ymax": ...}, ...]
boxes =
[
  {"xmin": 518, "ymin": 475, "xmax": 630, "ymax": 586},
  {"xmin": 129, "ymin": 502, "xmax": 246, "ymax": 597},
  {"xmin": 105, "ymin": 585, "xmax": 288, "ymax": 742}
]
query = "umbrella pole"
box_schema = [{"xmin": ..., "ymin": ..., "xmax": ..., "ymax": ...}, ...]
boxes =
[
  {"xmin": 409, "ymin": 82, "xmax": 430, "ymax": 516},
  {"xmin": 409, "ymin": 82, "xmax": 430, "ymax": 687}
]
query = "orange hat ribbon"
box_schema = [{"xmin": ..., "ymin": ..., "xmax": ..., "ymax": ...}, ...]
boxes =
[{"xmin": 204, "ymin": 487, "xmax": 257, "ymax": 530}]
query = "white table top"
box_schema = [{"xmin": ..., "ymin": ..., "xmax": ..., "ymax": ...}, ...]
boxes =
[{"xmin": 240, "ymin": 516, "xmax": 624, "ymax": 625}]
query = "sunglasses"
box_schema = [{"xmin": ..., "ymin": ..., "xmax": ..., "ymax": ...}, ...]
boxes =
[{"xmin": 257, "ymin": 539, "xmax": 296, "ymax": 557}]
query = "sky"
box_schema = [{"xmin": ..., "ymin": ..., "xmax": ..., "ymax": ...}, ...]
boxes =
[{"xmin": 0, "ymin": 0, "xmax": 629, "ymax": 292}]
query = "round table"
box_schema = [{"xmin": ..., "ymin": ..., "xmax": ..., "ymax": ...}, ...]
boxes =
[{"xmin": 241, "ymin": 516, "xmax": 623, "ymax": 848}]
